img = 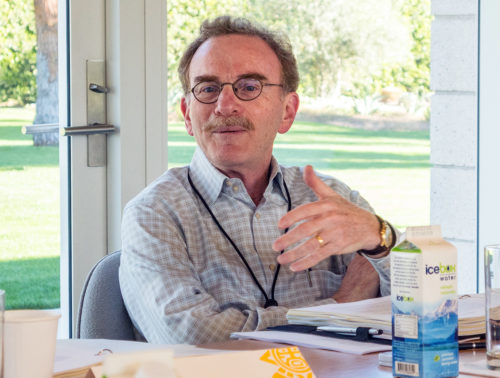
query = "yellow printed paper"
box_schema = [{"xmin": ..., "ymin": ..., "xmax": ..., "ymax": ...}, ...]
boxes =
[
  {"xmin": 260, "ymin": 346, "xmax": 315, "ymax": 378},
  {"xmin": 174, "ymin": 346, "xmax": 315, "ymax": 378}
]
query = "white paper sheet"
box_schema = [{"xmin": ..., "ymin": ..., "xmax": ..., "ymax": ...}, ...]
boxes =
[
  {"xmin": 230, "ymin": 330, "xmax": 392, "ymax": 355},
  {"xmin": 460, "ymin": 359, "xmax": 500, "ymax": 377},
  {"xmin": 54, "ymin": 339, "xmax": 230, "ymax": 375},
  {"xmin": 54, "ymin": 339, "xmax": 157, "ymax": 374}
]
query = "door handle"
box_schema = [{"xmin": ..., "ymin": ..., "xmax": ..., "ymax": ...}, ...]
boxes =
[
  {"xmin": 22, "ymin": 123, "xmax": 115, "ymax": 136},
  {"xmin": 23, "ymin": 61, "xmax": 111, "ymax": 167},
  {"xmin": 88, "ymin": 83, "xmax": 109, "ymax": 93},
  {"xmin": 22, "ymin": 123, "xmax": 59, "ymax": 135},
  {"xmin": 61, "ymin": 123, "xmax": 115, "ymax": 136}
]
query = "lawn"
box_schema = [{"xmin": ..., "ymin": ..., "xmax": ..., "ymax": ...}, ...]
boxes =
[
  {"xmin": 0, "ymin": 106, "xmax": 60, "ymax": 309},
  {"xmin": 169, "ymin": 122, "xmax": 430, "ymax": 229},
  {"xmin": 0, "ymin": 107, "xmax": 430, "ymax": 309}
]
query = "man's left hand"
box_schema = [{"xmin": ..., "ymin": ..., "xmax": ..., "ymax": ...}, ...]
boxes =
[{"xmin": 273, "ymin": 165, "xmax": 381, "ymax": 271}]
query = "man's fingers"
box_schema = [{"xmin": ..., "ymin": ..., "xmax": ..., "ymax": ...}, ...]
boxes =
[
  {"xmin": 289, "ymin": 249, "xmax": 328, "ymax": 272},
  {"xmin": 277, "ymin": 202, "xmax": 324, "ymax": 230},
  {"xmin": 277, "ymin": 166, "xmax": 346, "ymax": 230},
  {"xmin": 304, "ymin": 165, "xmax": 339, "ymax": 200},
  {"xmin": 273, "ymin": 217, "xmax": 321, "ymax": 251},
  {"xmin": 276, "ymin": 235, "xmax": 320, "ymax": 264}
]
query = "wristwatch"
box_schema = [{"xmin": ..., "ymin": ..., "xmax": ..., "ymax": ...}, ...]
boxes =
[{"xmin": 358, "ymin": 215, "xmax": 395, "ymax": 256}]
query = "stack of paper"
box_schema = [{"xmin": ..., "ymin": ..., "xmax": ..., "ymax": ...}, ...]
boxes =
[
  {"xmin": 456, "ymin": 293, "xmax": 487, "ymax": 336},
  {"xmin": 287, "ymin": 296, "xmax": 392, "ymax": 334},
  {"xmin": 286, "ymin": 293, "xmax": 486, "ymax": 337}
]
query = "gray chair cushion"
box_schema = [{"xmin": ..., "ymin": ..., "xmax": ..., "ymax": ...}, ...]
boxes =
[{"xmin": 76, "ymin": 251, "xmax": 136, "ymax": 340}]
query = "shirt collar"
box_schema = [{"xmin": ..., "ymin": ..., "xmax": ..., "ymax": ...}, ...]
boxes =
[
  {"xmin": 189, "ymin": 148, "xmax": 227, "ymax": 204},
  {"xmin": 265, "ymin": 156, "xmax": 289, "ymax": 207},
  {"xmin": 189, "ymin": 147, "xmax": 289, "ymax": 207}
]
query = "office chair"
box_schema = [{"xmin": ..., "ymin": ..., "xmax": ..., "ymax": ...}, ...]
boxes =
[{"xmin": 76, "ymin": 250, "xmax": 136, "ymax": 340}]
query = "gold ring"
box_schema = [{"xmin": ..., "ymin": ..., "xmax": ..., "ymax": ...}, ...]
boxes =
[{"xmin": 315, "ymin": 234, "xmax": 325, "ymax": 247}]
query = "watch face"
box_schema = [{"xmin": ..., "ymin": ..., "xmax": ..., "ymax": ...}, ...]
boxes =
[
  {"xmin": 380, "ymin": 221, "xmax": 388, "ymax": 248},
  {"xmin": 380, "ymin": 221, "xmax": 392, "ymax": 248},
  {"xmin": 384, "ymin": 222, "xmax": 394, "ymax": 248}
]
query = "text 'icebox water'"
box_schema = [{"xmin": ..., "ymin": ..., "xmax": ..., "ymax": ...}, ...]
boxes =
[{"xmin": 391, "ymin": 225, "xmax": 458, "ymax": 378}]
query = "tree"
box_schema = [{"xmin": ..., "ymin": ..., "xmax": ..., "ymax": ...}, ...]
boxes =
[
  {"xmin": 167, "ymin": 0, "xmax": 240, "ymax": 110},
  {"xmin": 376, "ymin": 0, "xmax": 431, "ymax": 97},
  {"xmin": 0, "ymin": 0, "xmax": 37, "ymax": 105},
  {"xmin": 33, "ymin": 0, "xmax": 58, "ymax": 146},
  {"xmin": 166, "ymin": 0, "xmax": 414, "ymax": 106}
]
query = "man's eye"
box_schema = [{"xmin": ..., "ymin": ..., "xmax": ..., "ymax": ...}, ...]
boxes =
[
  {"xmin": 200, "ymin": 85, "xmax": 218, "ymax": 93},
  {"xmin": 237, "ymin": 80, "xmax": 261, "ymax": 92},
  {"xmin": 243, "ymin": 85, "xmax": 258, "ymax": 92}
]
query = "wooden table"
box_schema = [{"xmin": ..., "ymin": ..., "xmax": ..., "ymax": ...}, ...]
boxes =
[
  {"xmin": 197, "ymin": 340, "xmax": 489, "ymax": 377},
  {"xmin": 54, "ymin": 338, "xmax": 490, "ymax": 377}
]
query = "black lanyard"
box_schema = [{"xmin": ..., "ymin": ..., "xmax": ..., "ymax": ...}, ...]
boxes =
[{"xmin": 187, "ymin": 170, "xmax": 291, "ymax": 308}]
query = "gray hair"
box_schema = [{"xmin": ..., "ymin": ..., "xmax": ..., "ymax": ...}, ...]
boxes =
[{"xmin": 178, "ymin": 15, "xmax": 299, "ymax": 95}]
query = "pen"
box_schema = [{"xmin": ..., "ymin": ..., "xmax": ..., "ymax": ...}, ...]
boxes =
[
  {"xmin": 459, "ymin": 342, "xmax": 485, "ymax": 350},
  {"xmin": 317, "ymin": 325, "xmax": 383, "ymax": 336}
]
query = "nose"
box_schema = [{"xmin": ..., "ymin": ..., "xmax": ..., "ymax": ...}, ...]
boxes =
[{"xmin": 214, "ymin": 84, "xmax": 240, "ymax": 116}]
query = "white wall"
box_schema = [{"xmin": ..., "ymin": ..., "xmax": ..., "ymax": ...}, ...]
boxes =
[{"xmin": 430, "ymin": 1, "xmax": 478, "ymax": 294}]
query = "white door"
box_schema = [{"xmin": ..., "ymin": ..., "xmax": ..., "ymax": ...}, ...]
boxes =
[{"xmin": 59, "ymin": 0, "xmax": 166, "ymax": 337}]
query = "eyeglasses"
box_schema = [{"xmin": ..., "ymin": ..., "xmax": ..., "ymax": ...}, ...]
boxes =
[{"xmin": 191, "ymin": 77, "xmax": 283, "ymax": 104}]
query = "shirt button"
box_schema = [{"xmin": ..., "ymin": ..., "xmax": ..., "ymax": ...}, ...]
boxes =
[
  {"xmin": 269, "ymin": 264, "xmax": 276, "ymax": 272},
  {"xmin": 232, "ymin": 185, "xmax": 239, "ymax": 192},
  {"xmin": 255, "ymin": 213, "xmax": 261, "ymax": 220}
]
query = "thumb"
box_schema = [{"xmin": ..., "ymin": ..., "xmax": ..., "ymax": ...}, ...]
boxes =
[{"xmin": 303, "ymin": 165, "xmax": 338, "ymax": 199}]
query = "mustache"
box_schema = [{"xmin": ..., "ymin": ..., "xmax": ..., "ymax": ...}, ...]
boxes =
[{"xmin": 204, "ymin": 116, "xmax": 254, "ymax": 132}]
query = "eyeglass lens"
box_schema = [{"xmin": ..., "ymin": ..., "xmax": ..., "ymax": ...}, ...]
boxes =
[{"xmin": 193, "ymin": 78, "xmax": 263, "ymax": 103}]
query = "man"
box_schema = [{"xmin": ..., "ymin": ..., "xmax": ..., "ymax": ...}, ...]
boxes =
[{"xmin": 120, "ymin": 16, "xmax": 396, "ymax": 345}]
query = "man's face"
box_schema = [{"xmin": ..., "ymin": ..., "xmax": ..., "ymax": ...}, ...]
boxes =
[{"xmin": 181, "ymin": 34, "xmax": 299, "ymax": 175}]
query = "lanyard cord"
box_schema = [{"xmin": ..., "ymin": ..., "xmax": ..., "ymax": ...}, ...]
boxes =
[{"xmin": 187, "ymin": 170, "xmax": 291, "ymax": 308}]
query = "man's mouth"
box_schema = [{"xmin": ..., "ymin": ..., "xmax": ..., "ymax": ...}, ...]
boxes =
[
  {"xmin": 213, "ymin": 126, "xmax": 247, "ymax": 134},
  {"xmin": 204, "ymin": 116, "xmax": 254, "ymax": 133}
]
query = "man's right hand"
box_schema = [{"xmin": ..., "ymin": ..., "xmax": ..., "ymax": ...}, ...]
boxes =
[{"xmin": 332, "ymin": 254, "xmax": 380, "ymax": 303}]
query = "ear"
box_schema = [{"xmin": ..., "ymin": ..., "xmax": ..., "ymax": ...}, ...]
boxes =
[
  {"xmin": 181, "ymin": 96, "xmax": 194, "ymax": 136},
  {"xmin": 278, "ymin": 92, "xmax": 300, "ymax": 134}
]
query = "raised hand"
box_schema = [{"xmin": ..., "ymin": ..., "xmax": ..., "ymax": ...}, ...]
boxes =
[{"xmin": 272, "ymin": 165, "xmax": 380, "ymax": 272}]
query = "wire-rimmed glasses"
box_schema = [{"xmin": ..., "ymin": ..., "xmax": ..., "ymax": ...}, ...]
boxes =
[{"xmin": 191, "ymin": 77, "xmax": 283, "ymax": 104}]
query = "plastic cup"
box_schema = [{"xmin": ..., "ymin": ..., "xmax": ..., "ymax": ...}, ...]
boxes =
[{"xmin": 3, "ymin": 309, "xmax": 60, "ymax": 378}]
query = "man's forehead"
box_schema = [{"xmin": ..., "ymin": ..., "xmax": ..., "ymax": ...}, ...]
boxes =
[
  {"xmin": 197, "ymin": 33, "xmax": 268, "ymax": 50},
  {"xmin": 188, "ymin": 34, "xmax": 281, "ymax": 83}
]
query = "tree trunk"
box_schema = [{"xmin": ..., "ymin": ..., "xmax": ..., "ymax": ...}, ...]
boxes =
[{"xmin": 33, "ymin": 0, "xmax": 58, "ymax": 146}]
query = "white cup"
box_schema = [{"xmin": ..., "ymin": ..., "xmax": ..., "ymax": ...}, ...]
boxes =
[{"xmin": 4, "ymin": 310, "xmax": 60, "ymax": 378}]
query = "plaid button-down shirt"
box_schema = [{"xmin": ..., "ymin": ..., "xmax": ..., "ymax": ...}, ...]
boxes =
[{"xmin": 119, "ymin": 148, "xmax": 391, "ymax": 344}]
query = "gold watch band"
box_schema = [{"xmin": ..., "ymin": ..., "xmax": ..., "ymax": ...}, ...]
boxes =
[
  {"xmin": 379, "ymin": 216, "xmax": 389, "ymax": 248},
  {"xmin": 358, "ymin": 215, "xmax": 395, "ymax": 256}
]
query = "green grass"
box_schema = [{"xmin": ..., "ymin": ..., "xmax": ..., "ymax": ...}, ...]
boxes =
[
  {"xmin": 0, "ymin": 106, "xmax": 60, "ymax": 309},
  {"xmin": 168, "ymin": 121, "xmax": 430, "ymax": 229},
  {"xmin": 1, "ymin": 106, "xmax": 430, "ymax": 309}
]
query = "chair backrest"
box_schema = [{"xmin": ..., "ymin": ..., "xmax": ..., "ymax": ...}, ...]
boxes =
[{"xmin": 76, "ymin": 250, "xmax": 136, "ymax": 340}]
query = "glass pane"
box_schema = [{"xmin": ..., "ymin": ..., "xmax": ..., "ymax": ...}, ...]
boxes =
[
  {"xmin": 166, "ymin": 1, "xmax": 430, "ymax": 231},
  {"xmin": 0, "ymin": 0, "xmax": 60, "ymax": 310}
]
